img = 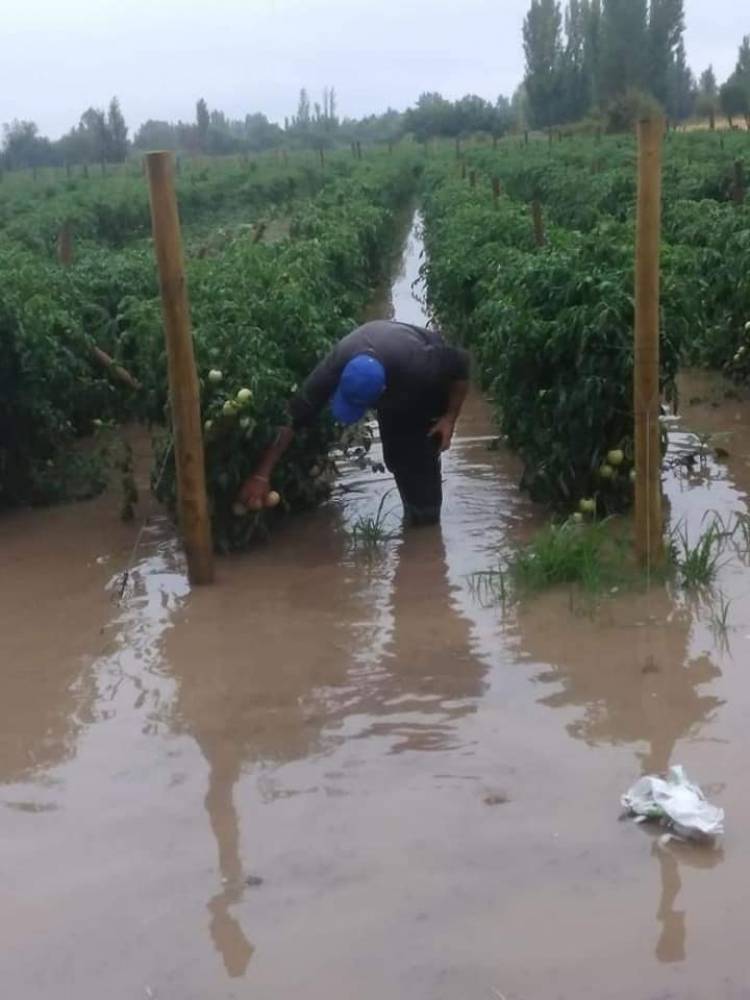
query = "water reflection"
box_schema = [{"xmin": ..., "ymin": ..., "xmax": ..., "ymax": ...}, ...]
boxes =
[
  {"xmin": 337, "ymin": 527, "xmax": 487, "ymax": 752},
  {"xmin": 520, "ymin": 590, "xmax": 723, "ymax": 772},
  {"xmin": 205, "ymin": 749, "xmax": 254, "ymax": 977},
  {"xmin": 654, "ymin": 839, "xmax": 724, "ymax": 964},
  {"xmin": 514, "ymin": 586, "xmax": 724, "ymax": 963}
]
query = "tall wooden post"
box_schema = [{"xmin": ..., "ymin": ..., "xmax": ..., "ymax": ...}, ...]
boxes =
[
  {"xmin": 492, "ymin": 176, "xmax": 501, "ymax": 204},
  {"xmin": 531, "ymin": 199, "xmax": 546, "ymax": 247},
  {"xmin": 733, "ymin": 160, "xmax": 745, "ymax": 205},
  {"xmin": 57, "ymin": 222, "xmax": 73, "ymax": 266},
  {"xmin": 145, "ymin": 151, "xmax": 214, "ymax": 585},
  {"xmin": 634, "ymin": 117, "xmax": 664, "ymax": 569},
  {"xmin": 469, "ymin": 169, "xmax": 476, "ymax": 188}
]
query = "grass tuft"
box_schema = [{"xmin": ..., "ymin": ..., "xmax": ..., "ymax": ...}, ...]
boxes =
[
  {"xmin": 349, "ymin": 490, "xmax": 399, "ymax": 550},
  {"xmin": 670, "ymin": 519, "xmax": 724, "ymax": 589},
  {"xmin": 509, "ymin": 517, "xmax": 630, "ymax": 594}
]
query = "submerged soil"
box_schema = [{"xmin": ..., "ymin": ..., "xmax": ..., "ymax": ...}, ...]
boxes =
[{"xmin": 2, "ymin": 216, "xmax": 750, "ymax": 1000}]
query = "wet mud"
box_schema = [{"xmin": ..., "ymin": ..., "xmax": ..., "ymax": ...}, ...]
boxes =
[{"xmin": 2, "ymin": 217, "xmax": 750, "ymax": 999}]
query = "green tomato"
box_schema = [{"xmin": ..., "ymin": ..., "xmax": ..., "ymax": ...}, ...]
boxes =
[
  {"xmin": 579, "ymin": 498, "xmax": 596, "ymax": 514},
  {"xmin": 607, "ymin": 449, "xmax": 624, "ymax": 467},
  {"xmin": 572, "ymin": 511, "xmax": 584, "ymax": 524},
  {"xmin": 208, "ymin": 369, "xmax": 223, "ymax": 384},
  {"xmin": 204, "ymin": 419, "xmax": 213, "ymax": 432},
  {"xmin": 222, "ymin": 400, "xmax": 237, "ymax": 418},
  {"xmin": 599, "ymin": 464, "xmax": 614, "ymax": 480},
  {"xmin": 237, "ymin": 388, "xmax": 253, "ymax": 404}
]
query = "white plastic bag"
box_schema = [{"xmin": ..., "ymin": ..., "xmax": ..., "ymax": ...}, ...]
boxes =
[{"xmin": 621, "ymin": 765, "xmax": 724, "ymax": 842}]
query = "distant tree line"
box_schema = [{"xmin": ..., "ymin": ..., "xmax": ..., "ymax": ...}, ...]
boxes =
[
  {"xmin": 4, "ymin": 11, "xmax": 749, "ymax": 171},
  {"xmin": 2, "ymin": 98, "xmax": 128, "ymax": 170},
  {"xmin": 522, "ymin": 0, "xmax": 750, "ymax": 129},
  {"xmin": 0, "ymin": 87, "xmax": 519, "ymax": 170}
]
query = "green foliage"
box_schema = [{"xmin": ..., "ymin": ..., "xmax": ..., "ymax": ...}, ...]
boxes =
[
  {"xmin": 0, "ymin": 148, "xmax": 417, "ymax": 532},
  {"xmin": 510, "ymin": 516, "xmax": 631, "ymax": 593},
  {"xmin": 421, "ymin": 131, "xmax": 749, "ymax": 509}
]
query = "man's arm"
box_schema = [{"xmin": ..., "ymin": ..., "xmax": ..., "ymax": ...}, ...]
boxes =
[
  {"xmin": 429, "ymin": 379, "xmax": 469, "ymax": 451},
  {"xmin": 429, "ymin": 345, "xmax": 470, "ymax": 451},
  {"xmin": 238, "ymin": 348, "xmax": 344, "ymax": 508},
  {"xmin": 238, "ymin": 425, "xmax": 295, "ymax": 510}
]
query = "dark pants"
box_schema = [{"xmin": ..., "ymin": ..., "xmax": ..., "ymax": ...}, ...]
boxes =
[{"xmin": 379, "ymin": 417, "xmax": 442, "ymax": 526}]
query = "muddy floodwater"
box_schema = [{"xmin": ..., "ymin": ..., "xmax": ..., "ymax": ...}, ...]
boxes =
[{"xmin": 4, "ymin": 214, "xmax": 750, "ymax": 999}]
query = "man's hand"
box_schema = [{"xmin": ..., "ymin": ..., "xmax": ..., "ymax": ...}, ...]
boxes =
[
  {"xmin": 239, "ymin": 475, "xmax": 270, "ymax": 512},
  {"xmin": 429, "ymin": 415, "xmax": 456, "ymax": 452}
]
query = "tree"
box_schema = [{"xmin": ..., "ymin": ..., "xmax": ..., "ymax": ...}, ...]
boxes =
[
  {"xmin": 648, "ymin": 0, "xmax": 685, "ymax": 107},
  {"xmin": 107, "ymin": 98, "xmax": 128, "ymax": 162},
  {"xmin": 666, "ymin": 39, "xmax": 695, "ymax": 121},
  {"xmin": 581, "ymin": 0, "xmax": 602, "ymax": 108},
  {"xmin": 600, "ymin": 0, "xmax": 648, "ymax": 101},
  {"xmin": 78, "ymin": 107, "xmax": 110, "ymax": 163},
  {"xmin": 559, "ymin": 0, "xmax": 589, "ymax": 121},
  {"xmin": 720, "ymin": 79, "xmax": 749, "ymax": 128},
  {"xmin": 697, "ymin": 66, "xmax": 718, "ymax": 126},
  {"xmin": 736, "ymin": 35, "xmax": 750, "ymax": 81},
  {"xmin": 293, "ymin": 88, "xmax": 311, "ymax": 132},
  {"xmin": 196, "ymin": 98, "xmax": 210, "ymax": 150},
  {"xmin": 243, "ymin": 113, "xmax": 283, "ymax": 151},
  {"xmin": 523, "ymin": 0, "xmax": 563, "ymax": 127},
  {"xmin": 133, "ymin": 120, "xmax": 178, "ymax": 150},
  {"xmin": 1, "ymin": 120, "xmax": 54, "ymax": 169}
]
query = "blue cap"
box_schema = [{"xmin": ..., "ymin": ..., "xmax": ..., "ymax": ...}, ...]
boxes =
[{"xmin": 330, "ymin": 354, "xmax": 386, "ymax": 425}]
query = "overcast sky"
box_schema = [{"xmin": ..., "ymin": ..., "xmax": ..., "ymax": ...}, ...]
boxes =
[{"xmin": 1, "ymin": 0, "xmax": 746, "ymax": 137}]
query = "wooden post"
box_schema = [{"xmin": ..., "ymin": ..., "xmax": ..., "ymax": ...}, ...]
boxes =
[
  {"xmin": 524, "ymin": 130, "xmax": 529, "ymax": 146},
  {"xmin": 455, "ymin": 136, "xmax": 461, "ymax": 159},
  {"xmin": 460, "ymin": 161, "xmax": 467, "ymax": 180},
  {"xmin": 57, "ymin": 222, "xmax": 73, "ymax": 266},
  {"xmin": 145, "ymin": 151, "xmax": 214, "ymax": 585},
  {"xmin": 356, "ymin": 141, "xmax": 362, "ymax": 160},
  {"xmin": 531, "ymin": 199, "xmax": 546, "ymax": 247},
  {"xmin": 319, "ymin": 147, "xmax": 325, "ymax": 169},
  {"xmin": 469, "ymin": 169, "xmax": 476, "ymax": 188},
  {"xmin": 633, "ymin": 117, "xmax": 664, "ymax": 569},
  {"xmin": 492, "ymin": 133, "xmax": 498, "ymax": 150},
  {"xmin": 492, "ymin": 176, "xmax": 501, "ymax": 203},
  {"xmin": 733, "ymin": 160, "xmax": 745, "ymax": 205}
]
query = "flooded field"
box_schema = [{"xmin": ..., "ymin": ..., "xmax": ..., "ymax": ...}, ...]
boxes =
[{"xmin": 2, "ymin": 215, "xmax": 750, "ymax": 999}]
